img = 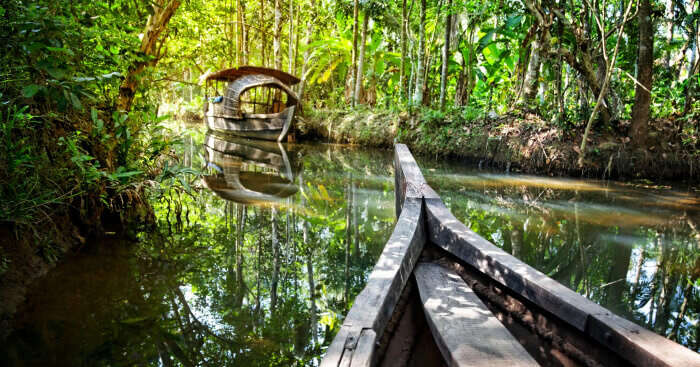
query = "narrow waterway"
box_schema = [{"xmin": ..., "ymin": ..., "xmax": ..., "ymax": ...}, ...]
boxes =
[{"xmin": 2, "ymin": 124, "xmax": 698, "ymax": 366}]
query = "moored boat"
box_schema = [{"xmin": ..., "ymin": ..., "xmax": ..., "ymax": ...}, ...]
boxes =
[{"xmin": 203, "ymin": 66, "xmax": 300, "ymax": 142}]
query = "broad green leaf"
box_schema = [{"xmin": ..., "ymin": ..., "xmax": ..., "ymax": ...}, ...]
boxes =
[
  {"xmin": 69, "ymin": 92, "xmax": 82, "ymax": 110},
  {"xmin": 505, "ymin": 14, "xmax": 523, "ymax": 30},
  {"xmin": 45, "ymin": 67, "xmax": 66, "ymax": 80},
  {"xmin": 22, "ymin": 84, "xmax": 40, "ymax": 98}
]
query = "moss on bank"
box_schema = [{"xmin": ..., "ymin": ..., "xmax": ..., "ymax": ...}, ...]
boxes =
[{"xmin": 299, "ymin": 109, "xmax": 700, "ymax": 182}]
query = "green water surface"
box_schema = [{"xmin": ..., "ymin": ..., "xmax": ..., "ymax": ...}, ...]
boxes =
[{"xmin": 2, "ymin": 126, "xmax": 698, "ymax": 366}]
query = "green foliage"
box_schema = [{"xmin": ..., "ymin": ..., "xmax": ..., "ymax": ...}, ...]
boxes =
[
  {"xmin": 0, "ymin": 105, "xmax": 70, "ymax": 224},
  {"xmin": 0, "ymin": 0, "xmax": 201, "ymax": 256}
]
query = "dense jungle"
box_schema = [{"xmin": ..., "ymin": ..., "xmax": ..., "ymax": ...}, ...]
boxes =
[{"xmin": 0, "ymin": 0, "xmax": 699, "ymax": 365}]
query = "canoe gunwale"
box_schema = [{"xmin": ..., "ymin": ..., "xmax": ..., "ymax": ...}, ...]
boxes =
[{"xmin": 320, "ymin": 197, "xmax": 426, "ymax": 367}]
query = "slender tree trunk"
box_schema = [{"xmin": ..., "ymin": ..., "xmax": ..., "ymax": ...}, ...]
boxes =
[
  {"xmin": 260, "ymin": 0, "xmax": 266, "ymax": 66},
  {"xmin": 455, "ymin": 64, "xmax": 466, "ymax": 106},
  {"xmin": 117, "ymin": 0, "xmax": 181, "ymax": 112},
  {"xmin": 350, "ymin": 0, "xmax": 359, "ymax": 107},
  {"xmin": 555, "ymin": 7, "xmax": 565, "ymax": 120},
  {"xmin": 354, "ymin": 12, "xmax": 369, "ymax": 105},
  {"xmin": 521, "ymin": 38, "xmax": 542, "ymax": 104},
  {"xmin": 293, "ymin": 1, "xmax": 301, "ymax": 74},
  {"xmin": 288, "ymin": 0, "xmax": 294, "ymax": 73},
  {"xmin": 238, "ymin": 0, "xmax": 248, "ymax": 64},
  {"xmin": 664, "ymin": 0, "xmax": 674, "ymax": 68},
  {"xmin": 631, "ymin": 0, "xmax": 653, "ymax": 146},
  {"xmin": 683, "ymin": 41, "xmax": 699, "ymax": 116},
  {"xmin": 439, "ymin": 0, "xmax": 452, "ymax": 108},
  {"xmin": 412, "ymin": 0, "xmax": 427, "ymax": 105},
  {"xmin": 273, "ymin": 0, "xmax": 281, "ymax": 69},
  {"xmin": 400, "ymin": 0, "xmax": 408, "ymax": 100},
  {"xmin": 578, "ymin": 0, "xmax": 634, "ymax": 166},
  {"xmin": 298, "ymin": 0, "xmax": 315, "ymax": 101}
]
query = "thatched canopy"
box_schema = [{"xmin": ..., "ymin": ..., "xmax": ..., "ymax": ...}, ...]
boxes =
[{"xmin": 205, "ymin": 66, "xmax": 300, "ymax": 85}]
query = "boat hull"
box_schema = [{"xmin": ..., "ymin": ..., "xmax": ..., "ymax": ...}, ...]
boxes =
[{"xmin": 205, "ymin": 105, "xmax": 295, "ymax": 142}]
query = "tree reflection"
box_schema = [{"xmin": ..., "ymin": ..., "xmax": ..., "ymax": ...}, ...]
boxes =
[{"xmin": 1, "ymin": 136, "xmax": 396, "ymax": 366}]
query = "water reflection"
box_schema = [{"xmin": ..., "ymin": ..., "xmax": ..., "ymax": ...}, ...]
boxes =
[
  {"xmin": 202, "ymin": 133, "xmax": 299, "ymax": 205},
  {"xmin": 422, "ymin": 164, "xmax": 700, "ymax": 351},
  {"xmin": 0, "ymin": 131, "xmax": 396, "ymax": 366},
  {"xmin": 3, "ymin": 133, "xmax": 698, "ymax": 366}
]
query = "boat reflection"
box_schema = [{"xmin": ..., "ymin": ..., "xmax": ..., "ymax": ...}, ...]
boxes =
[{"xmin": 202, "ymin": 133, "xmax": 300, "ymax": 205}]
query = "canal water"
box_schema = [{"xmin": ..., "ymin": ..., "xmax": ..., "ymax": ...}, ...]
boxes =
[{"xmin": 2, "ymin": 125, "xmax": 698, "ymax": 366}]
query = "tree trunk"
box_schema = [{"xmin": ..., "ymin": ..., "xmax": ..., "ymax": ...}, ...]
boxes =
[
  {"xmin": 400, "ymin": 0, "xmax": 408, "ymax": 100},
  {"xmin": 273, "ymin": 0, "xmax": 281, "ymax": 70},
  {"xmin": 664, "ymin": 0, "xmax": 674, "ymax": 68},
  {"xmin": 412, "ymin": 0, "xmax": 427, "ymax": 105},
  {"xmin": 293, "ymin": 1, "xmax": 301, "ymax": 74},
  {"xmin": 454, "ymin": 64, "xmax": 466, "ymax": 106},
  {"xmin": 439, "ymin": 0, "xmax": 452, "ymax": 108},
  {"xmin": 260, "ymin": 0, "xmax": 266, "ymax": 66},
  {"xmin": 238, "ymin": 0, "xmax": 248, "ymax": 64},
  {"xmin": 521, "ymin": 38, "xmax": 542, "ymax": 105},
  {"xmin": 350, "ymin": 0, "xmax": 359, "ymax": 107},
  {"xmin": 297, "ymin": 0, "xmax": 315, "ymax": 101},
  {"xmin": 354, "ymin": 12, "xmax": 369, "ymax": 105},
  {"xmin": 683, "ymin": 42, "xmax": 699, "ymax": 116},
  {"xmin": 577, "ymin": 0, "xmax": 635, "ymax": 166},
  {"xmin": 631, "ymin": 0, "xmax": 653, "ymax": 146},
  {"xmin": 288, "ymin": 0, "xmax": 294, "ymax": 73},
  {"xmin": 116, "ymin": 0, "xmax": 181, "ymax": 112}
]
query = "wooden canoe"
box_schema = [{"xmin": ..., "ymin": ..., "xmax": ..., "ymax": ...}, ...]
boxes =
[
  {"xmin": 204, "ymin": 67, "xmax": 300, "ymax": 142},
  {"xmin": 320, "ymin": 144, "xmax": 700, "ymax": 367}
]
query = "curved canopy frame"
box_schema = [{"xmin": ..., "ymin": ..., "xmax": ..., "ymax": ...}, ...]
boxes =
[
  {"xmin": 221, "ymin": 74, "xmax": 299, "ymax": 117},
  {"xmin": 205, "ymin": 66, "xmax": 300, "ymax": 85}
]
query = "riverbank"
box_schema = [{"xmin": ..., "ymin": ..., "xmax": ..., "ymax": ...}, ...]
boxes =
[{"xmin": 298, "ymin": 108, "xmax": 700, "ymax": 182}]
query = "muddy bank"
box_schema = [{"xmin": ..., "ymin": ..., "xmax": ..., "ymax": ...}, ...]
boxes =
[{"xmin": 298, "ymin": 109, "xmax": 700, "ymax": 182}]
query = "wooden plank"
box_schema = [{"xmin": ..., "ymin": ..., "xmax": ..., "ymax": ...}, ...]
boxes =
[
  {"xmin": 320, "ymin": 198, "xmax": 426, "ymax": 367},
  {"xmin": 415, "ymin": 262, "xmax": 538, "ymax": 367},
  {"xmin": 394, "ymin": 144, "xmax": 429, "ymax": 216},
  {"xmin": 351, "ymin": 329, "xmax": 377, "ymax": 367},
  {"xmin": 423, "ymin": 198, "xmax": 700, "ymax": 367}
]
